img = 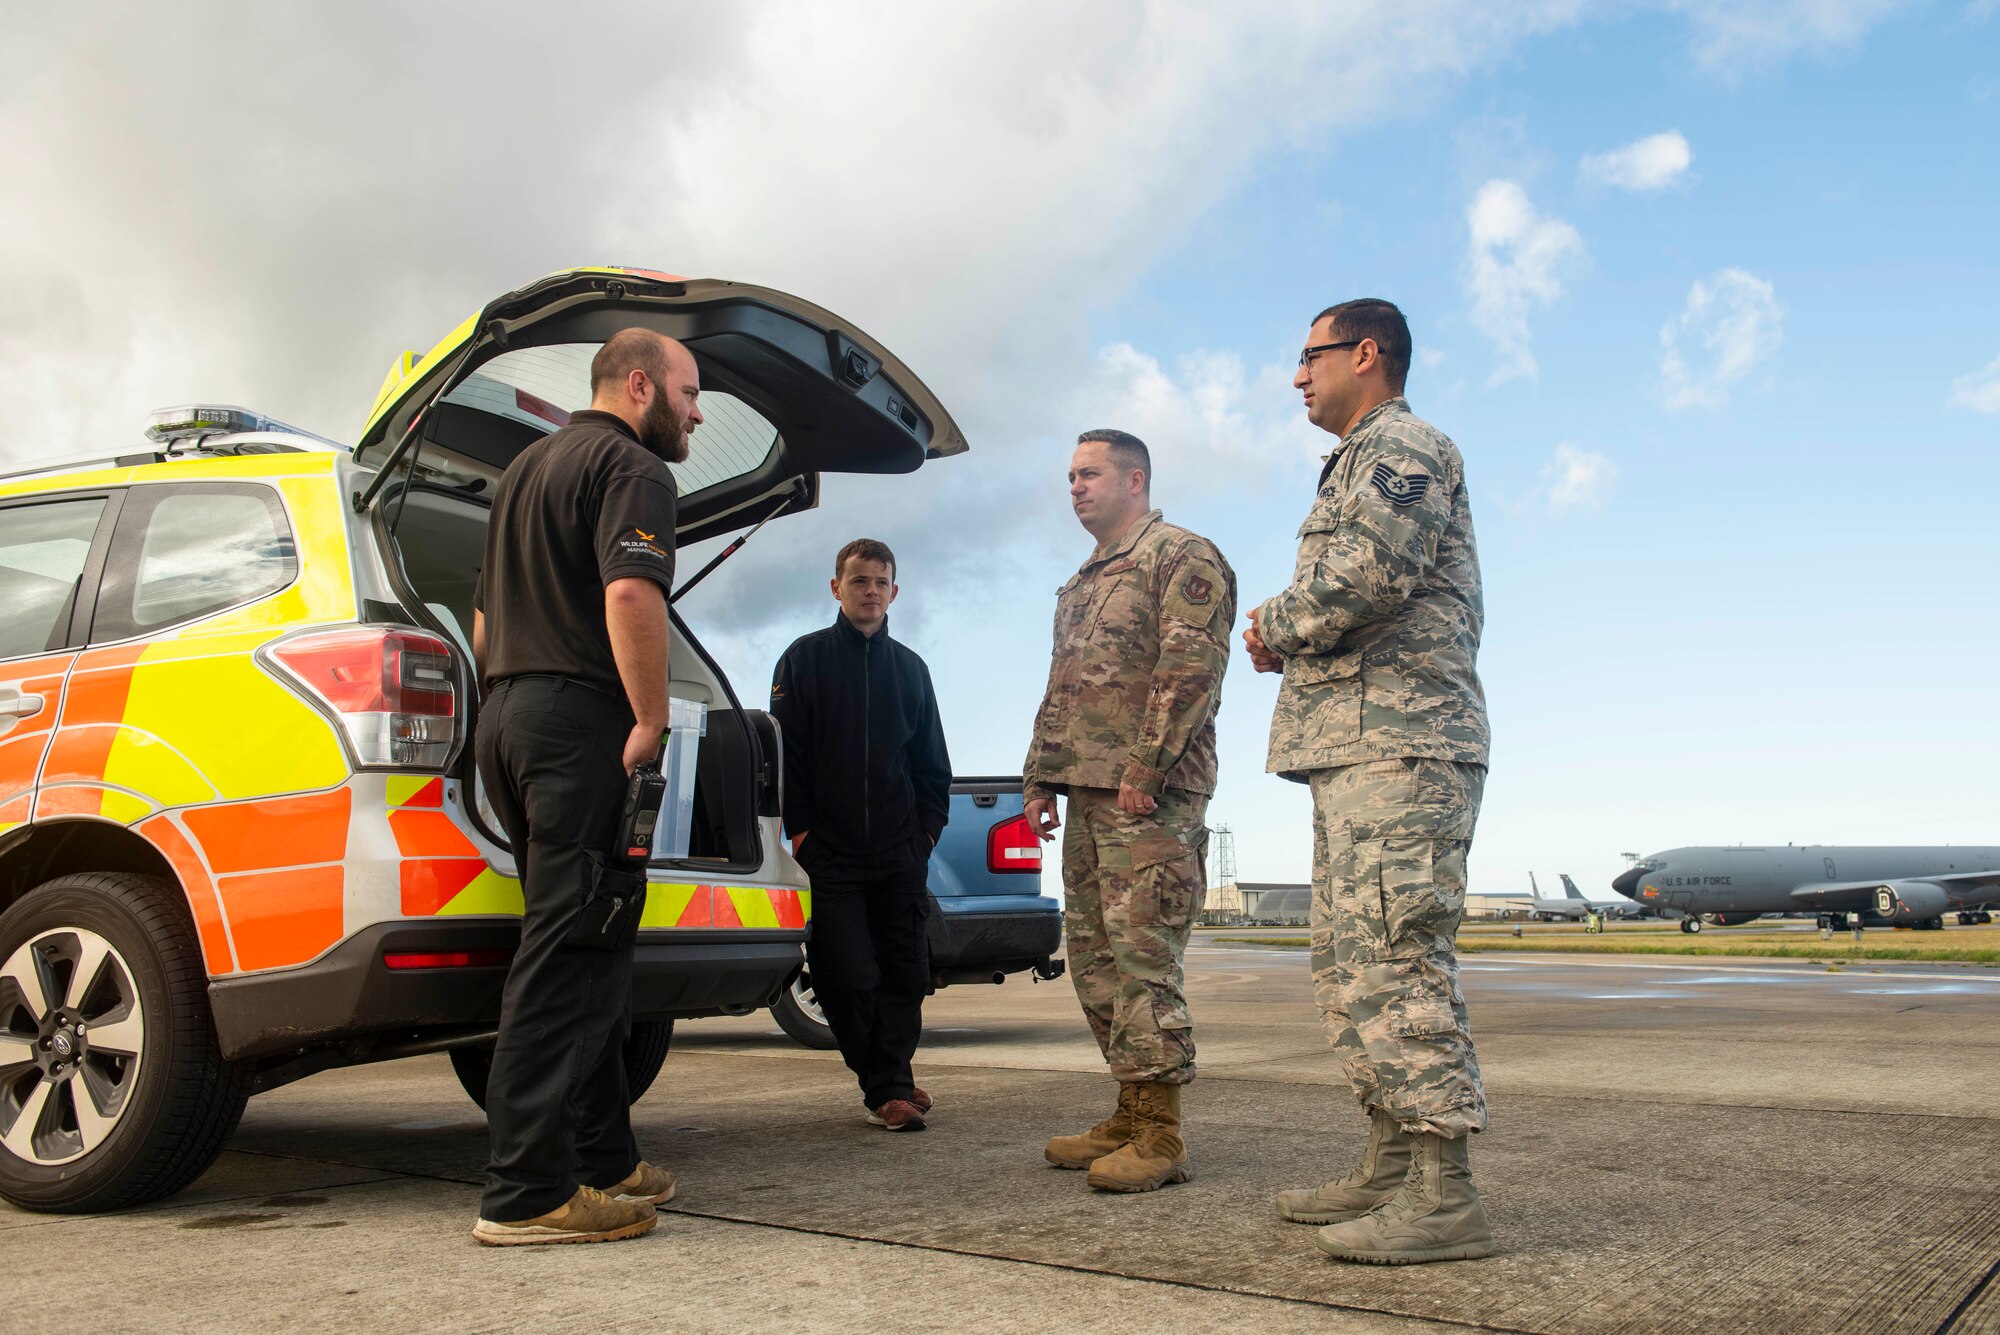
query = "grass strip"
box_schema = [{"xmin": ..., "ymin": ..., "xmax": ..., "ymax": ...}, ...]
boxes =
[{"xmin": 1210, "ymin": 935, "xmax": 2000, "ymax": 964}]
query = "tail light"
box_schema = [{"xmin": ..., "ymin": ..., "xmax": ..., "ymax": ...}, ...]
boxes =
[
  {"xmin": 264, "ymin": 626, "xmax": 459, "ymax": 769},
  {"xmin": 987, "ymin": 813, "xmax": 1043, "ymax": 874},
  {"xmin": 383, "ymin": 949, "xmax": 511, "ymax": 971}
]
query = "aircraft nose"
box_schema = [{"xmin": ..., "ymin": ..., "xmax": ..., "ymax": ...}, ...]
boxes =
[{"xmin": 1610, "ymin": 867, "xmax": 1645, "ymax": 898}]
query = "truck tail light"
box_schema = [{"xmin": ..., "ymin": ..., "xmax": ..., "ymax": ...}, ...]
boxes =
[
  {"xmin": 987, "ymin": 813, "xmax": 1043, "ymax": 874},
  {"xmin": 264, "ymin": 626, "xmax": 460, "ymax": 769}
]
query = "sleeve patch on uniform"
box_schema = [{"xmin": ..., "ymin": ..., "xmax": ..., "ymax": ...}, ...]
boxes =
[
  {"xmin": 1163, "ymin": 558, "xmax": 1225, "ymax": 627},
  {"xmin": 1369, "ymin": 463, "xmax": 1431, "ymax": 507}
]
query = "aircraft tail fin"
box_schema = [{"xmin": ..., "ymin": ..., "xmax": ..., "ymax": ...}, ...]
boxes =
[
  {"xmin": 1561, "ymin": 874, "xmax": 1585, "ymax": 900},
  {"xmin": 1530, "ymin": 872, "xmax": 1541, "ymax": 896}
]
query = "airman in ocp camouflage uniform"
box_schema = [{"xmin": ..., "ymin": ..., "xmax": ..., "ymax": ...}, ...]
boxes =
[
  {"xmin": 1244, "ymin": 299, "xmax": 1494, "ymax": 1265},
  {"xmin": 1024, "ymin": 428, "xmax": 1234, "ymax": 1195}
]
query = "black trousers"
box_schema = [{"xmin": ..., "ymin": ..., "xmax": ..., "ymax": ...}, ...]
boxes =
[
  {"xmin": 800, "ymin": 836, "xmax": 932, "ymax": 1108},
  {"xmin": 475, "ymin": 675, "xmax": 642, "ymax": 1221}
]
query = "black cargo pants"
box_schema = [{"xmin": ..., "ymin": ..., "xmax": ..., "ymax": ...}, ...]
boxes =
[
  {"xmin": 475, "ymin": 675, "xmax": 644, "ymax": 1222},
  {"xmin": 798, "ymin": 835, "xmax": 932, "ymax": 1109}
]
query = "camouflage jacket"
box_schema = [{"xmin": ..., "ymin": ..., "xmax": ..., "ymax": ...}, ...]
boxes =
[
  {"xmin": 1024, "ymin": 511, "xmax": 1235, "ymax": 800},
  {"xmin": 1258, "ymin": 398, "xmax": 1488, "ymax": 780}
]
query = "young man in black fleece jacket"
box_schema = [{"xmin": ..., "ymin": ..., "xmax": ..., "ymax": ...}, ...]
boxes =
[{"xmin": 770, "ymin": 538, "xmax": 952, "ymax": 1130}]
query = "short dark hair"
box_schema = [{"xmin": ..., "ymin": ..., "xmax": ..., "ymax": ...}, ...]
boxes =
[
  {"xmin": 1316, "ymin": 299, "xmax": 1412, "ymax": 393},
  {"xmin": 590, "ymin": 328, "xmax": 674, "ymax": 397},
  {"xmin": 1076, "ymin": 428, "xmax": 1151, "ymax": 489},
  {"xmin": 835, "ymin": 537, "xmax": 896, "ymax": 582}
]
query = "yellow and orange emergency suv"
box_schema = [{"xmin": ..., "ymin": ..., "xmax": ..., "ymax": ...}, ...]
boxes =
[{"xmin": 0, "ymin": 267, "xmax": 966, "ymax": 1212}]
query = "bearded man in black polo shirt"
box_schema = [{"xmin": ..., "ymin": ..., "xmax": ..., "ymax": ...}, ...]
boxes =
[{"xmin": 468, "ymin": 328, "xmax": 701, "ymax": 1246}]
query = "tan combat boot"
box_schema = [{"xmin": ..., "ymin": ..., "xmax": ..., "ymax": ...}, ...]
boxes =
[
  {"xmin": 1085, "ymin": 1082, "xmax": 1191, "ymax": 1192},
  {"xmin": 1314, "ymin": 1131, "xmax": 1493, "ymax": 1264},
  {"xmin": 1045, "ymin": 1082, "xmax": 1138, "ymax": 1169},
  {"xmin": 1275, "ymin": 1107, "xmax": 1411, "ymax": 1224}
]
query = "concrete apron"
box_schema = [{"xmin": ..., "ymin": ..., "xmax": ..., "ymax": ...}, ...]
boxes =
[{"xmin": 11, "ymin": 1046, "xmax": 1988, "ymax": 1335}]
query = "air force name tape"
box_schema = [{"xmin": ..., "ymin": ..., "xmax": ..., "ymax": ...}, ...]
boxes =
[{"xmin": 1369, "ymin": 462, "xmax": 1431, "ymax": 507}]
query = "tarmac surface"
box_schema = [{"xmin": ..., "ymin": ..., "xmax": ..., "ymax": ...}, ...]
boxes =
[{"xmin": 6, "ymin": 942, "xmax": 2000, "ymax": 1334}]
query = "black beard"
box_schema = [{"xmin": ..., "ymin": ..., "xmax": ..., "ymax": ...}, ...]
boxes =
[{"xmin": 638, "ymin": 394, "xmax": 689, "ymax": 463}]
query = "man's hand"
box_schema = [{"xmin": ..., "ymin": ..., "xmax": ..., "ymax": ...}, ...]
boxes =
[
  {"xmin": 1116, "ymin": 782, "xmax": 1157, "ymax": 815},
  {"xmin": 622, "ymin": 723, "xmax": 663, "ymax": 777},
  {"xmin": 1244, "ymin": 607, "xmax": 1282, "ymax": 674},
  {"xmin": 1025, "ymin": 797, "xmax": 1061, "ymax": 841},
  {"xmin": 790, "ymin": 831, "xmax": 808, "ymax": 856}
]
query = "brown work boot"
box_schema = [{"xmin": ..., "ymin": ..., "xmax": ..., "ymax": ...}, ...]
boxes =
[
  {"xmin": 1315, "ymin": 1131, "xmax": 1493, "ymax": 1264},
  {"xmin": 471, "ymin": 1186, "xmax": 657, "ymax": 1247},
  {"xmin": 1044, "ymin": 1082, "xmax": 1138, "ymax": 1169},
  {"xmin": 1275, "ymin": 1107, "xmax": 1411, "ymax": 1224},
  {"xmin": 601, "ymin": 1160, "xmax": 677, "ymax": 1206},
  {"xmin": 911, "ymin": 1085, "xmax": 935, "ymax": 1116},
  {"xmin": 1086, "ymin": 1081, "xmax": 1191, "ymax": 1192}
]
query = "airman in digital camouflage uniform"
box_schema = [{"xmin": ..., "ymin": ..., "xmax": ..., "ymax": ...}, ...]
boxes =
[
  {"xmin": 1243, "ymin": 299, "xmax": 1493, "ymax": 1265},
  {"xmin": 1024, "ymin": 428, "xmax": 1234, "ymax": 1194}
]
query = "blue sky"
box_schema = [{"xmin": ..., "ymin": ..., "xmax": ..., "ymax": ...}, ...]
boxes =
[
  {"xmin": 2, "ymin": 2, "xmax": 1995, "ymax": 897},
  {"xmin": 1056, "ymin": 4, "xmax": 2000, "ymax": 892}
]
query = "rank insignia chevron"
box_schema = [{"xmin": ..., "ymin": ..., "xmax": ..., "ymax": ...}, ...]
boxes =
[{"xmin": 1369, "ymin": 462, "xmax": 1431, "ymax": 506}]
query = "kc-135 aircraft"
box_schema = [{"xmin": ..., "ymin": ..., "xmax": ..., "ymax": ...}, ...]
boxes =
[
  {"xmin": 1523, "ymin": 873, "xmax": 1647, "ymax": 921},
  {"xmin": 1611, "ymin": 846, "xmax": 2000, "ymax": 935}
]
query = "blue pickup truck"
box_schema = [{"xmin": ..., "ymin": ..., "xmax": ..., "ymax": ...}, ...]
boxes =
[{"xmin": 770, "ymin": 775, "xmax": 1065, "ymax": 1047}]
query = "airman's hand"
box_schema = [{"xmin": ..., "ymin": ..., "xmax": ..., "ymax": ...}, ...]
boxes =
[
  {"xmin": 1025, "ymin": 797, "xmax": 1061, "ymax": 841},
  {"xmin": 1116, "ymin": 782, "xmax": 1157, "ymax": 816},
  {"xmin": 1244, "ymin": 608, "xmax": 1282, "ymax": 674}
]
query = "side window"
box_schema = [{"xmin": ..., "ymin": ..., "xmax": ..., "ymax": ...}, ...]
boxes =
[
  {"xmin": 92, "ymin": 485, "xmax": 297, "ymax": 641},
  {"xmin": 0, "ymin": 497, "xmax": 107, "ymax": 660}
]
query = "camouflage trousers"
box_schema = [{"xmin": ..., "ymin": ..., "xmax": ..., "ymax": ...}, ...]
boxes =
[
  {"xmin": 1061, "ymin": 786, "xmax": 1208, "ymax": 1085},
  {"xmin": 1308, "ymin": 758, "xmax": 1487, "ymax": 1138}
]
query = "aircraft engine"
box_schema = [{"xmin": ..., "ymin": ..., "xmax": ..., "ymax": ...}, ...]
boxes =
[
  {"xmin": 1703, "ymin": 912, "xmax": 1763, "ymax": 927},
  {"xmin": 1872, "ymin": 882, "xmax": 1948, "ymax": 922}
]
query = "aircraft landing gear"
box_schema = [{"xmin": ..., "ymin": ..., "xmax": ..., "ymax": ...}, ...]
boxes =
[
  {"xmin": 1818, "ymin": 913, "xmax": 1837, "ymax": 940},
  {"xmin": 1680, "ymin": 917, "xmax": 1702, "ymax": 934},
  {"xmin": 1959, "ymin": 912, "xmax": 1975, "ymax": 926}
]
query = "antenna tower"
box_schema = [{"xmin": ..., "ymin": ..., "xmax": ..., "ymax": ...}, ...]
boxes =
[{"xmin": 1209, "ymin": 824, "xmax": 1237, "ymax": 889}]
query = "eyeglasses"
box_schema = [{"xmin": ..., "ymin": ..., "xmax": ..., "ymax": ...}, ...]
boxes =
[{"xmin": 1298, "ymin": 339, "xmax": 1363, "ymax": 368}]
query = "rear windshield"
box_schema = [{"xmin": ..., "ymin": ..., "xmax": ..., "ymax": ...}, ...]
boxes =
[{"xmin": 441, "ymin": 343, "xmax": 780, "ymax": 497}]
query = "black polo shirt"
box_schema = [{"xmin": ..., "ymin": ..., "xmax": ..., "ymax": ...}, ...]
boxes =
[{"xmin": 473, "ymin": 409, "xmax": 677, "ymax": 699}]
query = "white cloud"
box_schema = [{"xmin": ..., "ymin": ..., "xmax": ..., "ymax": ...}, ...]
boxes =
[
  {"xmin": 1950, "ymin": 353, "xmax": 2000, "ymax": 412},
  {"xmin": 1463, "ymin": 180, "xmax": 1587, "ymax": 385},
  {"xmin": 1540, "ymin": 443, "xmax": 1616, "ymax": 510},
  {"xmin": 1067, "ymin": 342, "xmax": 1321, "ymax": 487},
  {"xmin": 1580, "ymin": 131, "xmax": 1692, "ymax": 191},
  {"xmin": 1666, "ymin": 0, "xmax": 1912, "ymax": 72},
  {"xmin": 1658, "ymin": 268, "xmax": 1784, "ymax": 409},
  {"xmin": 0, "ymin": 3, "xmax": 1609, "ymax": 479}
]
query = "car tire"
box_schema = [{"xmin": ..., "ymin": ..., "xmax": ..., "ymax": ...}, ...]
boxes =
[
  {"xmin": 447, "ymin": 1019, "xmax": 673, "ymax": 1111},
  {"xmin": 771, "ymin": 970, "xmax": 838, "ymax": 1050},
  {"xmin": 0, "ymin": 872, "xmax": 251, "ymax": 1214}
]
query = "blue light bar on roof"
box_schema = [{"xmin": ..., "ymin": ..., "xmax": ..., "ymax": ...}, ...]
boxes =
[{"xmin": 145, "ymin": 404, "xmax": 284, "ymax": 443}]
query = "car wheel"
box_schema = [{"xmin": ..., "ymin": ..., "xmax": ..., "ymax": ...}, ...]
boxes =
[
  {"xmin": 771, "ymin": 970, "xmax": 838, "ymax": 1050},
  {"xmin": 0, "ymin": 873, "xmax": 250, "ymax": 1213},
  {"xmin": 447, "ymin": 1019, "xmax": 674, "ymax": 1111}
]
